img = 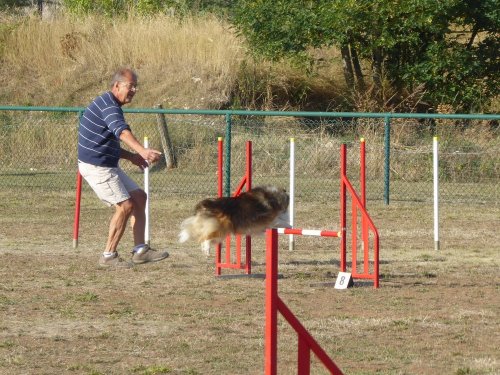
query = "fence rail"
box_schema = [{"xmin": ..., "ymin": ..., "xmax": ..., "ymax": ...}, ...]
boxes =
[{"xmin": 1, "ymin": 105, "xmax": 498, "ymax": 205}]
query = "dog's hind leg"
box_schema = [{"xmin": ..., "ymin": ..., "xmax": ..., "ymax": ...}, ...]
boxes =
[
  {"xmin": 201, "ymin": 240, "xmax": 211, "ymax": 256},
  {"xmin": 178, "ymin": 229, "xmax": 190, "ymax": 243}
]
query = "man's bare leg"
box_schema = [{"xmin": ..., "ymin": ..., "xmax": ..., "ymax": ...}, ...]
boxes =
[
  {"xmin": 129, "ymin": 189, "xmax": 147, "ymax": 246},
  {"xmin": 105, "ymin": 199, "xmax": 134, "ymax": 252}
]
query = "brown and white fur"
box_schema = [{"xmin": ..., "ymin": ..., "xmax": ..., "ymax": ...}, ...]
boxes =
[{"xmin": 179, "ymin": 185, "xmax": 291, "ymax": 255}]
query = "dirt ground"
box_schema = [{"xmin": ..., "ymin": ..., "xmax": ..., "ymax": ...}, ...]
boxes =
[{"xmin": 0, "ymin": 191, "xmax": 499, "ymax": 375}]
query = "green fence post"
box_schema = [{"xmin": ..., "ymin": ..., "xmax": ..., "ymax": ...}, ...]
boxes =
[
  {"xmin": 384, "ymin": 116, "xmax": 391, "ymax": 205},
  {"xmin": 224, "ymin": 113, "xmax": 232, "ymax": 197}
]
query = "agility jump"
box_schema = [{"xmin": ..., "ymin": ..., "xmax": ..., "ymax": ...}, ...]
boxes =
[
  {"xmin": 216, "ymin": 138, "xmax": 379, "ymax": 289},
  {"xmin": 214, "ymin": 138, "xmax": 253, "ymax": 275},
  {"xmin": 263, "ymin": 140, "xmax": 379, "ymax": 375},
  {"xmin": 265, "ymin": 227, "xmax": 344, "ymax": 375}
]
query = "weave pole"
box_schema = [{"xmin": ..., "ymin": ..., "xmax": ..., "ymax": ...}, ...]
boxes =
[
  {"xmin": 433, "ymin": 136, "xmax": 439, "ymax": 251},
  {"xmin": 289, "ymin": 137, "xmax": 295, "ymax": 251},
  {"xmin": 73, "ymin": 171, "xmax": 82, "ymax": 249},
  {"xmin": 144, "ymin": 136, "xmax": 150, "ymax": 245}
]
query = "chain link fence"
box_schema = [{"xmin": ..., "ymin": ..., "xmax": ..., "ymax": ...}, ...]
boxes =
[{"xmin": 0, "ymin": 108, "xmax": 498, "ymax": 208}]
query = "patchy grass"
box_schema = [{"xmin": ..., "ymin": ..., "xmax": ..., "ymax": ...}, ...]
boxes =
[{"xmin": 0, "ymin": 188, "xmax": 498, "ymax": 374}]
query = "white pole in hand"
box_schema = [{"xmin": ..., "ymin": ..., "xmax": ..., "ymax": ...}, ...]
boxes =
[{"xmin": 144, "ymin": 136, "xmax": 150, "ymax": 245}]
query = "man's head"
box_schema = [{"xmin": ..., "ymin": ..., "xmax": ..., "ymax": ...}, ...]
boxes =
[{"xmin": 111, "ymin": 68, "xmax": 138, "ymax": 105}]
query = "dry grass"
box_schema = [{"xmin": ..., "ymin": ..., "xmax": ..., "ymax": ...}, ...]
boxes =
[
  {"xmin": 0, "ymin": 11, "xmax": 347, "ymax": 111},
  {"xmin": 0, "ymin": 187, "xmax": 498, "ymax": 375},
  {"xmin": 0, "ymin": 10, "xmax": 498, "ymax": 374},
  {"xmin": 0, "ymin": 13, "xmax": 244, "ymax": 108}
]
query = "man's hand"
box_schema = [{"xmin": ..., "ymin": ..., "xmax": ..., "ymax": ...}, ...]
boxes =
[
  {"xmin": 139, "ymin": 148, "xmax": 162, "ymax": 166},
  {"xmin": 128, "ymin": 153, "xmax": 147, "ymax": 169},
  {"xmin": 119, "ymin": 129, "xmax": 162, "ymax": 168}
]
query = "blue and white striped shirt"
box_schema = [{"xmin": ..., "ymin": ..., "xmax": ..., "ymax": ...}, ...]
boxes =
[{"xmin": 78, "ymin": 92, "xmax": 130, "ymax": 167}]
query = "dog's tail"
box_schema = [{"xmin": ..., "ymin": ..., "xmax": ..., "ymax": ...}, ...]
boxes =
[
  {"xmin": 178, "ymin": 214, "xmax": 221, "ymax": 244},
  {"xmin": 178, "ymin": 216, "xmax": 196, "ymax": 243}
]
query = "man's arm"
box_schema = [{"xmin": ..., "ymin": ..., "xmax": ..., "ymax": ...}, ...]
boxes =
[{"xmin": 119, "ymin": 129, "xmax": 162, "ymax": 167}]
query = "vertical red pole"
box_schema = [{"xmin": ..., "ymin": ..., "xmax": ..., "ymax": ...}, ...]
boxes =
[
  {"xmin": 245, "ymin": 236, "xmax": 252, "ymax": 274},
  {"xmin": 297, "ymin": 337, "xmax": 311, "ymax": 374},
  {"xmin": 218, "ymin": 137, "xmax": 223, "ymax": 197},
  {"xmin": 351, "ymin": 201, "xmax": 358, "ymax": 275},
  {"xmin": 225, "ymin": 236, "xmax": 232, "ymax": 264},
  {"xmin": 265, "ymin": 229, "xmax": 278, "ymax": 375},
  {"xmin": 360, "ymin": 138, "xmax": 369, "ymax": 274},
  {"xmin": 245, "ymin": 141, "xmax": 252, "ymax": 274},
  {"xmin": 216, "ymin": 137, "xmax": 223, "ymax": 275},
  {"xmin": 73, "ymin": 171, "xmax": 82, "ymax": 249},
  {"xmin": 339, "ymin": 144, "xmax": 347, "ymax": 272},
  {"xmin": 374, "ymin": 235, "xmax": 380, "ymax": 288},
  {"xmin": 236, "ymin": 235, "xmax": 242, "ymax": 267}
]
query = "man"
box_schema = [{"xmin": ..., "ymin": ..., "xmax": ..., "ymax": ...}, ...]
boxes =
[{"xmin": 78, "ymin": 67, "xmax": 169, "ymax": 268}]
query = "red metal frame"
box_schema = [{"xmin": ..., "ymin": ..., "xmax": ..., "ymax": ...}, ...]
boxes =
[
  {"xmin": 339, "ymin": 141, "xmax": 379, "ymax": 288},
  {"xmin": 265, "ymin": 228, "xmax": 345, "ymax": 375},
  {"xmin": 215, "ymin": 138, "xmax": 223, "ymax": 274},
  {"xmin": 339, "ymin": 144, "xmax": 347, "ymax": 272},
  {"xmin": 214, "ymin": 139, "xmax": 379, "ymax": 285},
  {"xmin": 215, "ymin": 139, "xmax": 253, "ymax": 276}
]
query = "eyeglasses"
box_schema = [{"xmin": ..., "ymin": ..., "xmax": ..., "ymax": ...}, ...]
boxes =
[{"xmin": 119, "ymin": 81, "xmax": 138, "ymax": 91}]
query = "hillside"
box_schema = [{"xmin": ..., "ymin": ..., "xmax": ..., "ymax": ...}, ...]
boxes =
[
  {"xmin": 0, "ymin": 10, "xmax": 498, "ymax": 113},
  {"xmin": 0, "ymin": 12, "xmax": 348, "ymax": 111}
]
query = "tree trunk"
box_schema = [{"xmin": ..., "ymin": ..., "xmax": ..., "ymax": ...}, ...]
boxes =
[
  {"xmin": 467, "ymin": 24, "xmax": 479, "ymax": 50},
  {"xmin": 340, "ymin": 44, "xmax": 355, "ymax": 90},
  {"xmin": 350, "ymin": 44, "xmax": 365, "ymax": 89},
  {"xmin": 38, "ymin": 0, "xmax": 43, "ymax": 17},
  {"xmin": 372, "ymin": 47, "xmax": 383, "ymax": 103}
]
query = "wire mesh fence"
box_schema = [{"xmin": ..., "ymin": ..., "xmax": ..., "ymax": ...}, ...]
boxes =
[{"xmin": 0, "ymin": 108, "xmax": 498, "ymax": 208}]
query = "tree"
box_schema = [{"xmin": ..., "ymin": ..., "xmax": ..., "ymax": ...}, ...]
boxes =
[
  {"xmin": 61, "ymin": 0, "xmax": 235, "ymax": 17},
  {"xmin": 0, "ymin": 0, "xmax": 33, "ymax": 9},
  {"xmin": 232, "ymin": 0, "xmax": 499, "ymax": 111}
]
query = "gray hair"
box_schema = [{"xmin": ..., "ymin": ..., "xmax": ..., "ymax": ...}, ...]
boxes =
[{"xmin": 111, "ymin": 68, "xmax": 138, "ymax": 88}]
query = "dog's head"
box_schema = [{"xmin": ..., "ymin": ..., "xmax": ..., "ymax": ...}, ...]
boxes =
[
  {"xmin": 252, "ymin": 185, "xmax": 291, "ymax": 228},
  {"xmin": 251, "ymin": 185, "xmax": 289, "ymax": 211},
  {"xmin": 269, "ymin": 186, "xmax": 289, "ymax": 212}
]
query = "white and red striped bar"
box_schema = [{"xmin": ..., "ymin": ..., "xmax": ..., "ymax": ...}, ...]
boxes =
[{"xmin": 277, "ymin": 228, "xmax": 340, "ymax": 238}]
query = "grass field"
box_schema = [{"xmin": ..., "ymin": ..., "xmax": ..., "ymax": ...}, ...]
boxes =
[{"xmin": 0, "ymin": 187, "xmax": 499, "ymax": 375}]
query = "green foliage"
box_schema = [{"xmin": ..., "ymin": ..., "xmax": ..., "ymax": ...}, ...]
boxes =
[
  {"xmin": 233, "ymin": 0, "xmax": 500, "ymax": 112},
  {"xmin": 232, "ymin": 1, "xmax": 326, "ymax": 60},
  {"xmin": 404, "ymin": 40, "xmax": 499, "ymax": 111},
  {"xmin": 62, "ymin": 0, "xmax": 128, "ymax": 17},
  {"xmin": 133, "ymin": 0, "xmax": 171, "ymax": 16},
  {"xmin": 61, "ymin": 0, "xmax": 233, "ymax": 17},
  {"xmin": 0, "ymin": 21, "xmax": 17, "ymax": 59},
  {"xmin": 0, "ymin": 0, "xmax": 32, "ymax": 9}
]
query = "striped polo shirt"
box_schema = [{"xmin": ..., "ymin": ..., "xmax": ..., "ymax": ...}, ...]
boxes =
[{"xmin": 78, "ymin": 91, "xmax": 131, "ymax": 167}]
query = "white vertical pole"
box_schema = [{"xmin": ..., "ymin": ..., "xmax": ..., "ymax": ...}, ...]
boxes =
[
  {"xmin": 144, "ymin": 136, "xmax": 150, "ymax": 245},
  {"xmin": 433, "ymin": 136, "xmax": 439, "ymax": 251},
  {"xmin": 289, "ymin": 138, "xmax": 295, "ymax": 251}
]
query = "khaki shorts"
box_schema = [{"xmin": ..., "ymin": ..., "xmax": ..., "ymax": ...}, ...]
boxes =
[{"xmin": 78, "ymin": 161, "xmax": 141, "ymax": 206}]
